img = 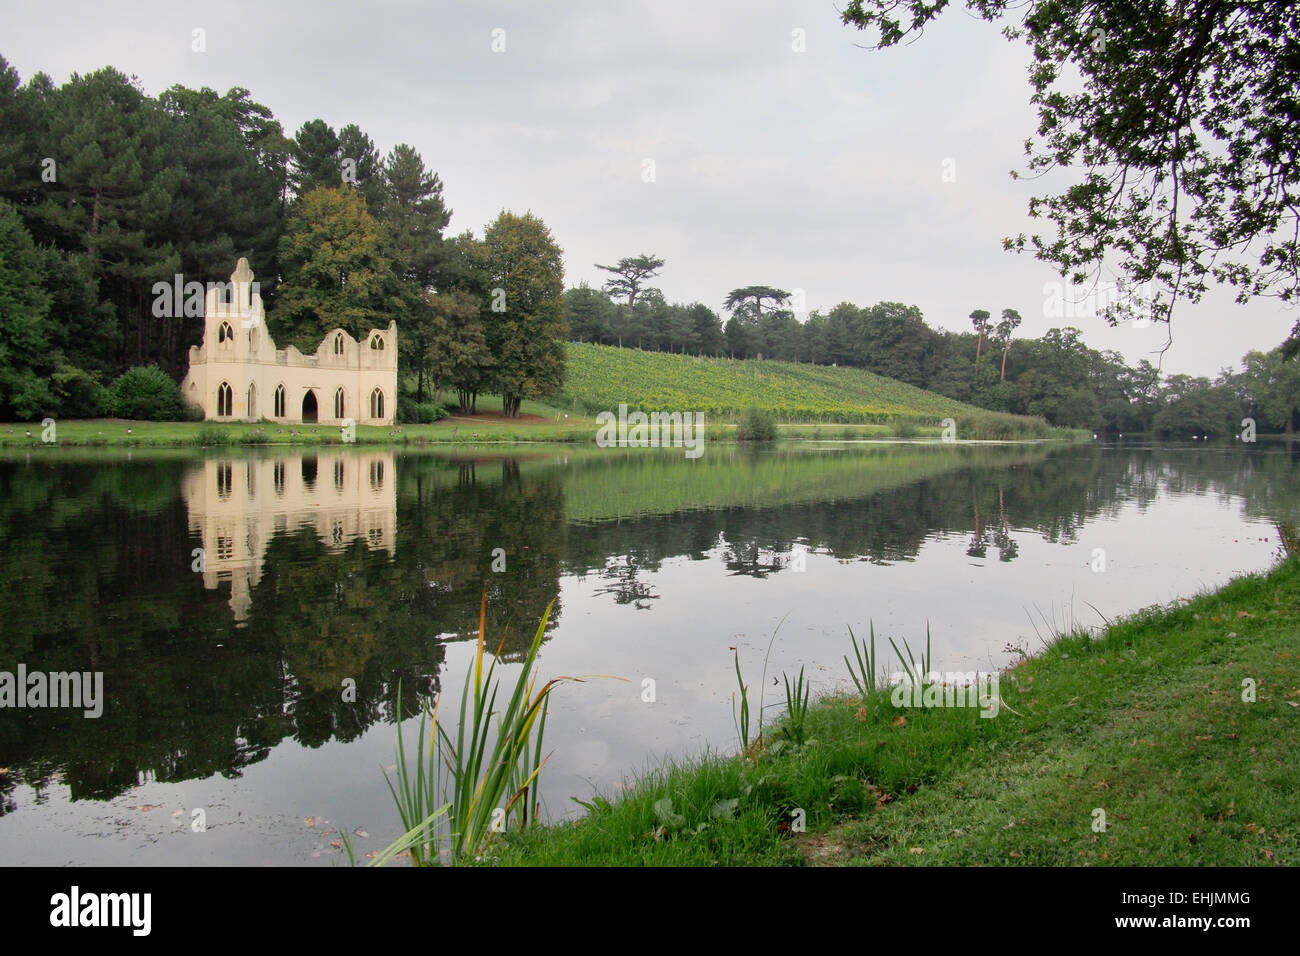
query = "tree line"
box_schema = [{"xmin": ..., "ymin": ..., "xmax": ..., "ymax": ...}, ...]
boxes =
[
  {"xmin": 574, "ymin": 255, "xmax": 1300, "ymax": 436},
  {"xmin": 0, "ymin": 53, "xmax": 568, "ymax": 420}
]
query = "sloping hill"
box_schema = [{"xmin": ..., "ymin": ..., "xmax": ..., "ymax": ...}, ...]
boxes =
[{"xmin": 562, "ymin": 342, "xmax": 1003, "ymax": 424}]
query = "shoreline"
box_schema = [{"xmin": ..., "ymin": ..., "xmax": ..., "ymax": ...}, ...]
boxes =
[
  {"xmin": 0, "ymin": 418, "xmax": 1097, "ymax": 449},
  {"xmin": 476, "ymin": 554, "xmax": 1299, "ymax": 866}
]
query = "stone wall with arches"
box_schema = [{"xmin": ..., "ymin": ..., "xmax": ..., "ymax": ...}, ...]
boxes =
[{"xmin": 181, "ymin": 259, "xmax": 398, "ymax": 426}]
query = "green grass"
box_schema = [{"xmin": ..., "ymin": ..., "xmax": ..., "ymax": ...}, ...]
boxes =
[
  {"xmin": 480, "ymin": 556, "xmax": 1300, "ymax": 866},
  {"xmin": 0, "ymin": 415, "xmax": 1074, "ymax": 449},
  {"xmin": 560, "ymin": 343, "xmax": 1059, "ymax": 437},
  {"xmin": 0, "ymin": 417, "xmax": 600, "ymax": 448}
]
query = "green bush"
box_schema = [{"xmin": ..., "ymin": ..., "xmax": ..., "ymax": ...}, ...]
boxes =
[
  {"xmin": 737, "ymin": 406, "xmax": 778, "ymax": 442},
  {"xmin": 50, "ymin": 365, "xmax": 105, "ymax": 418},
  {"xmin": 104, "ymin": 366, "xmax": 185, "ymax": 421},
  {"xmin": 196, "ymin": 425, "xmax": 233, "ymax": 446},
  {"xmin": 893, "ymin": 420, "xmax": 919, "ymax": 438},
  {"xmin": 396, "ymin": 392, "xmax": 418, "ymax": 425},
  {"xmin": 415, "ymin": 402, "xmax": 448, "ymax": 423}
]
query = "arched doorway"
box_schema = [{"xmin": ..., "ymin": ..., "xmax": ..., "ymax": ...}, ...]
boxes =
[{"xmin": 302, "ymin": 390, "xmax": 318, "ymax": 423}]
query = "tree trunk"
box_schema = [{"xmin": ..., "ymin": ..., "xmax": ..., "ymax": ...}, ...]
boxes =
[
  {"xmin": 976, "ymin": 332, "xmax": 983, "ymax": 361},
  {"xmin": 1001, "ymin": 343, "xmax": 1010, "ymax": 381}
]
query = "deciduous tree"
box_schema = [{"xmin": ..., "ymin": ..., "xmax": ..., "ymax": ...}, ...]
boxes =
[
  {"xmin": 842, "ymin": 1, "xmax": 1300, "ymax": 343},
  {"xmin": 481, "ymin": 211, "xmax": 568, "ymax": 417}
]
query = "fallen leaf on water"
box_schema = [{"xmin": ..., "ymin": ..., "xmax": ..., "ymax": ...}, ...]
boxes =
[
  {"xmin": 132, "ymin": 804, "xmax": 162, "ymax": 812},
  {"xmin": 304, "ymin": 815, "xmax": 324, "ymax": 827},
  {"xmin": 364, "ymin": 850, "xmax": 380, "ymax": 859},
  {"xmin": 353, "ymin": 828, "xmax": 369, "ymax": 838},
  {"xmin": 330, "ymin": 840, "xmax": 342, "ymax": 849}
]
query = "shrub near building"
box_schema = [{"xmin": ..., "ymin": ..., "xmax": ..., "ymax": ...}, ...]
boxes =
[{"xmin": 103, "ymin": 366, "xmax": 186, "ymax": 421}]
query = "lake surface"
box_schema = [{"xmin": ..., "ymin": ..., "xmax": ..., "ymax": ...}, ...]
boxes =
[{"xmin": 0, "ymin": 440, "xmax": 1294, "ymax": 865}]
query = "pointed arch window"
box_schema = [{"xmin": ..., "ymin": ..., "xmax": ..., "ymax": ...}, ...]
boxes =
[
  {"xmin": 370, "ymin": 387, "xmax": 384, "ymax": 420},
  {"xmin": 334, "ymin": 387, "xmax": 345, "ymax": 419},
  {"xmin": 218, "ymin": 321, "xmax": 233, "ymax": 346},
  {"xmin": 274, "ymin": 384, "xmax": 286, "ymax": 418},
  {"xmin": 370, "ymin": 334, "xmax": 384, "ymax": 350},
  {"xmin": 334, "ymin": 332, "xmax": 345, "ymax": 355},
  {"xmin": 217, "ymin": 381, "xmax": 233, "ymax": 417},
  {"xmin": 247, "ymin": 382, "xmax": 257, "ymax": 418}
]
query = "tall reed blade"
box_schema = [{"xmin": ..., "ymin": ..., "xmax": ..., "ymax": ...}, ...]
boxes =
[
  {"xmin": 732, "ymin": 648, "xmax": 751, "ymax": 754},
  {"xmin": 844, "ymin": 622, "xmax": 878, "ymax": 697},
  {"xmin": 782, "ymin": 665, "xmax": 810, "ymax": 745}
]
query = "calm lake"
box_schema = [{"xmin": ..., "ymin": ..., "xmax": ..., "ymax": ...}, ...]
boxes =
[{"xmin": 0, "ymin": 440, "xmax": 1294, "ymax": 864}]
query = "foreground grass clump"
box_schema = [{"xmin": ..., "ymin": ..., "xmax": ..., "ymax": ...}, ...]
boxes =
[
  {"xmin": 483, "ymin": 556, "xmax": 1300, "ymax": 866},
  {"xmin": 367, "ymin": 595, "xmax": 589, "ymax": 866}
]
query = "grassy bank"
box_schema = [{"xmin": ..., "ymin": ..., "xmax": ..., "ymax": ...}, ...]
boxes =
[
  {"xmin": 560, "ymin": 342, "xmax": 1062, "ymax": 438},
  {"xmin": 483, "ymin": 556, "xmax": 1300, "ymax": 866},
  {"xmin": 0, "ymin": 416, "xmax": 1085, "ymax": 448},
  {"xmin": 0, "ymin": 417, "xmax": 600, "ymax": 448}
]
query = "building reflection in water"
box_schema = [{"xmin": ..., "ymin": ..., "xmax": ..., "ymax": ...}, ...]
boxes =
[{"xmin": 182, "ymin": 450, "xmax": 397, "ymax": 622}]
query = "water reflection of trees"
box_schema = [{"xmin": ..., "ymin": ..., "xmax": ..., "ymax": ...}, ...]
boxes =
[
  {"xmin": 0, "ymin": 443, "xmax": 1294, "ymax": 803},
  {"xmin": 563, "ymin": 445, "xmax": 1299, "ymax": 593},
  {"xmin": 0, "ymin": 451, "xmax": 566, "ymax": 802}
]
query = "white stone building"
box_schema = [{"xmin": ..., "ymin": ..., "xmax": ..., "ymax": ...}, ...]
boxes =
[{"xmin": 181, "ymin": 259, "xmax": 397, "ymax": 426}]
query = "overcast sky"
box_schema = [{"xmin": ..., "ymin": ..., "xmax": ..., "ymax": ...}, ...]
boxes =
[{"xmin": 8, "ymin": 0, "xmax": 1296, "ymax": 377}]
